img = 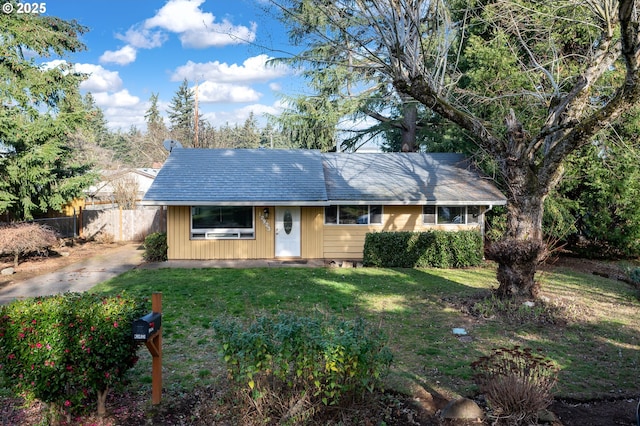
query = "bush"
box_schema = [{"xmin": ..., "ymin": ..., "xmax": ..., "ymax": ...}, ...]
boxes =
[
  {"xmin": 363, "ymin": 230, "xmax": 483, "ymax": 268},
  {"xmin": 0, "ymin": 222, "xmax": 59, "ymax": 267},
  {"xmin": 212, "ymin": 313, "xmax": 393, "ymax": 424},
  {"xmin": 0, "ymin": 292, "xmax": 147, "ymax": 421},
  {"xmin": 627, "ymin": 267, "xmax": 640, "ymax": 286},
  {"xmin": 471, "ymin": 346, "xmax": 559, "ymax": 425},
  {"xmin": 143, "ymin": 232, "xmax": 167, "ymax": 262}
]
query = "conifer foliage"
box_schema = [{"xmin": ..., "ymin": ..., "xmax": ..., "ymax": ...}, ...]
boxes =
[{"xmin": 0, "ymin": 8, "xmax": 95, "ymax": 221}]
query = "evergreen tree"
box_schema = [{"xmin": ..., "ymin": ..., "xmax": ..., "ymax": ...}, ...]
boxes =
[
  {"xmin": 0, "ymin": 9, "xmax": 96, "ymax": 220},
  {"xmin": 237, "ymin": 113, "xmax": 261, "ymax": 148},
  {"xmin": 145, "ymin": 93, "xmax": 166, "ymax": 137},
  {"xmin": 167, "ymin": 79, "xmax": 195, "ymax": 147},
  {"xmin": 551, "ymin": 114, "xmax": 640, "ymax": 258},
  {"xmin": 142, "ymin": 92, "xmax": 168, "ymax": 165}
]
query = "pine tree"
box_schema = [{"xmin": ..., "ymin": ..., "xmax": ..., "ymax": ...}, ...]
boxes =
[
  {"xmin": 0, "ymin": 10, "xmax": 96, "ymax": 220},
  {"xmin": 167, "ymin": 79, "xmax": 195, "ymax": 147}
]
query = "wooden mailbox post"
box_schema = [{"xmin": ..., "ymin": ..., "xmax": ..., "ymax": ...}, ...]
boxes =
[{"xmin": 132, "ymin": 292, "xmax": 163, "ymax": 405}]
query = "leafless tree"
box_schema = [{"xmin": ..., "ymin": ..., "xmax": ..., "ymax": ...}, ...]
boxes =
[
  {"xmin": 111, "ymin": 174, "xmax": 140, "ymax": 210},
  {"xmin": 0, "ymin": 223, "xmax": 59, "ymax": 267}
]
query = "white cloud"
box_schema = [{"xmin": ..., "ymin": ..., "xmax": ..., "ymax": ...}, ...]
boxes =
[
  {"xmin": 143, "ymin": 0, "xmax": 256, "ymax": 48},
  {"xmin": 99, "ymin": 45, "xmax": 137, "ymax": 66},
  {"xmin": 40, "ymin": 59, "xmax": 68, "ymax": 70},
  {"xmin": 197, "ymin": 81, "xmax": 261, "ymax": 103},
  {"xmin": 178, "ymin": 20, "xmax": 257, "ymax": 48},
  {"xmin": 101, "ymin": 106, "xmax": 147, "ymax": 130},
  {"xmin": 172, "ymin": 54, "xmax": 291, "ymax": 84},
  {"xmin": 115, "ymin": 26, "xmax": 167, "ymax": 49},
  {"xmin": 91, "ymin": 90, "xmax": 146, "ymax": 130},
  {"xmin": 92, "ymin": 89, "xmax": 140, "ymax": 108},
  {"xmin": 74, "ymin": 64, "xmax": 123, "ymax": 93}
]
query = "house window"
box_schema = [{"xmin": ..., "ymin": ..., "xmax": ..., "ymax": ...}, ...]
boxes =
[
  {"xmin": 422, "ymin": 206, "xmax": 481, "ymax": 225},
  {"xmin": 324, "ymin": 205, "xmax": 383, "ymax": 225},
  {"xmin": 191, "ymin": 206, "xmax": 255, "ymax": 239},
  {"xmin": 438, "ymin": 206, "xmax": 465, "ymax": 224},
  {"xmin": 467, "ymin": 206, "xmax": 481, "ymax": 224}
]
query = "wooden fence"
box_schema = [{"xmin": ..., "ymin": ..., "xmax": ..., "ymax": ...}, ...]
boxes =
[{"xmin": 81, "ymin": 206, "xmax": 166, "ymax": 242}]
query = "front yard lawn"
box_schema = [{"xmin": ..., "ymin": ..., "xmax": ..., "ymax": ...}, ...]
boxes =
[{"xmin": 91, "ymin": 264, "xmax": 640, "ymax": 401}]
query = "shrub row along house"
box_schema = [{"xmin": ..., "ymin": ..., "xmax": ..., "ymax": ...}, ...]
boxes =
[{"xmin": 141, "ymin": 149, "xmax": 506, "ymax": 261}]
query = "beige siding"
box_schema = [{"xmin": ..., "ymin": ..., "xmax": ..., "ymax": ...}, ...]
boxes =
[
  {"xmin": 168, "ymin": 206, "xmax": 274, "ymax": 260},
  {"xmin": 322, "ymin": 205, "xmax": 481, "ymax": 260},
  {"xmin": 301, "ymin": 207, "xmax": 323, "ymax": 259},
  {"xmin": 167, "ymin": 204, "xmax": 482, "ymax": 260}
]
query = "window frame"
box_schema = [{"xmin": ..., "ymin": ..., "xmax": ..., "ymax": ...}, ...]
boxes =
[
  {"xmin": 422, "ymin": 205, "xmax": 482, "ymax": 225},
  {"xmin": 324, "ymin": 205, "xmax": 383, "ymax": 225},
  {"xmin": 191, "ymin": 206, "xmax": 255, "ymax": 240}
]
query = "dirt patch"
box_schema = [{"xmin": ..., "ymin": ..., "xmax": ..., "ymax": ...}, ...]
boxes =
[
  {"xmin": 0, "ymin": 239, "xmax": 130, "ymax": 290},
  {"xmin": 543, "ymin": 255, "xmax": 637, "ymax": 285}
]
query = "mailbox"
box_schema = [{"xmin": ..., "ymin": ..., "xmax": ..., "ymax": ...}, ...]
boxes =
[{"xmin": 132, "ymin": 312, "xmax": 162, "ymax": 342}]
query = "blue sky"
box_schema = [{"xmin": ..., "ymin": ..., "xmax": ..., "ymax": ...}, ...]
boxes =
[{"xmin": 43, "ymin": 0, "xmax": 298, "ymax": 130}]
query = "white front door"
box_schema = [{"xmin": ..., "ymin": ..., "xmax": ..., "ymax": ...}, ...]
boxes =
[{"xmin": 275, "ymin": 207, "xmax": 301, "ymax": 257}]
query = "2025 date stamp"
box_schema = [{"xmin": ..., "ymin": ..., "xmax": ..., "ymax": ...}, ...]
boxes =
[{"xmin": 2, "ymin": 2, "xmax": 47, "ymax": 15}]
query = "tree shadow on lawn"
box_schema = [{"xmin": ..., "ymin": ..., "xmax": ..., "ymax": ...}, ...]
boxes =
[
  {"xmin": 95, "ymin": 265, "xmax": 640, "ymax": 417},
  {"xmin": 97, "ymin": 266, "xmax": 493, "ymax": 406}
]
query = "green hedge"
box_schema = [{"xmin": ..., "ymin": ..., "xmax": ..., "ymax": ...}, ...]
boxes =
[{"xmin": 363, "ymin": 230, "xmax": 483, "ymax": 268}]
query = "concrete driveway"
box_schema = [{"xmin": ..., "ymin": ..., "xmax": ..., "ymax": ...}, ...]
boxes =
[{"xmin": 0, "ymin": 243, "xmax": 144, "ymax": 305}]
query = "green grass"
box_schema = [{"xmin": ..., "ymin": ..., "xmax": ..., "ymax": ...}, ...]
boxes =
[{"xmin": 91, "ymin": 264, "xmax": 640, "ymax": 400}]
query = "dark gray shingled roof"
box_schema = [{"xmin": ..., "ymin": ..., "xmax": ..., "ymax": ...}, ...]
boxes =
[
  {"xmin": 142, "ymin": 148, "xmax": 328, "ymax": 205},
  {"xmin": 321, "ymin": 152, "xmax": 506, "ymax": 205},
  {"xmin": 142, "ymin": 149, "xmax": 506, "ymax": 206}
]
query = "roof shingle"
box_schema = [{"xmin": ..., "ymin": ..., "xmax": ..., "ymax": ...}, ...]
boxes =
[{"xmin": 142, "ymin": 149, "xmax": 506, "ymax": 206}]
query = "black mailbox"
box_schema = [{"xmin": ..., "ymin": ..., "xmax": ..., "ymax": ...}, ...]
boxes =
[{"xmin": 132, "ymin": 312, "xmax": 162, "ymax": 342}]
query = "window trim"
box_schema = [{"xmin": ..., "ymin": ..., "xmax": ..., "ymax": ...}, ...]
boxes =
[
  {"xmin": 422, "ymin": 205, "xmax": 482, "ymax": 225},
  {"xmin": 191, "ymin": 206, "xmax": 255, "ymax": 240},
  {"xmin": 324, "ymin": 205, "xmax": 383, "ymax": 225}
]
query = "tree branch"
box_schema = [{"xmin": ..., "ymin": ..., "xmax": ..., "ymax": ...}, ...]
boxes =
[{"xmin": 539, "ymin": 0, "xmax": 640, "ymax": 190}]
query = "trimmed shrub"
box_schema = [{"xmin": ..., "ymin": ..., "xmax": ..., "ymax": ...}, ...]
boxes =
[
  {"xmin": 0, "ymin": 292, "xmax": 147, "ymax": 421},
  {"xmin": 143, "ymin": 232, "xmax": 167, "ymax": 262},
  {"xmin": 471, "ymin": 346, "xmax": 559, "ymax": 425},
  {"xmin": 363, "ymin": 230, "xmax": 483, "ymax": 268},
  {"xmin": 212, "ymin": 313, "xmax": 393, "ymax": 424},
  {"xmin": 0, "ymin": 222, "xmax": 59, "ymax": 267}
]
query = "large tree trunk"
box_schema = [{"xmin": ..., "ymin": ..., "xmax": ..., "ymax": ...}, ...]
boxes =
[
  {"xmin": 486, "ymin": 120, "xmax": 549, "ymax": 300},
  {"xmin": 486, "ymin": 200, "xmax": 547, "ymax": 300}
]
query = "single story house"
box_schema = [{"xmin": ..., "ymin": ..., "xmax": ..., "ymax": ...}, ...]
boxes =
[{"xmin": 141, "ymin": 148, "xmax": 506, "ymax": 261}]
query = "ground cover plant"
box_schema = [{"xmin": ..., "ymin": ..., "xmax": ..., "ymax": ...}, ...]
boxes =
[{"xmin": 1, "ymin": 261, "xmax": 639, "ymax": 424}]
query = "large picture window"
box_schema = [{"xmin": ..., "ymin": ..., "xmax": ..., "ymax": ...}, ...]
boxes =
[
  {"xmin": 324, "ymin": 205, "xmax": 383, "ymax": 225},
  {"xmin": 422, "ymin": 205, "xmax": 482, "ymax": 225},
  {"xmin": 191, "ymin": 206, "xmax": 254, "ymax": 239}
]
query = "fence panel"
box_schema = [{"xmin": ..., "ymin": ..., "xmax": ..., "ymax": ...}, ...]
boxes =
[
  {"xmin": 81, "ymin": 206, "xmax": 166, "ymax": 242},
  {"xmin": 31, "ymin": 216, "xmax": 77, "ymax": 238}
]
